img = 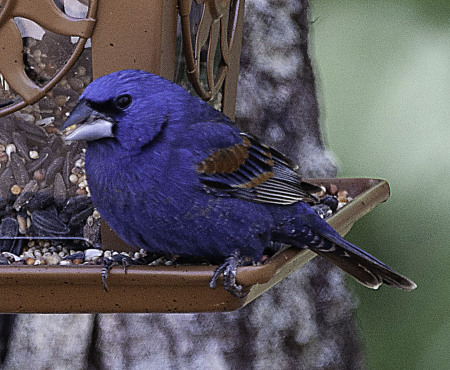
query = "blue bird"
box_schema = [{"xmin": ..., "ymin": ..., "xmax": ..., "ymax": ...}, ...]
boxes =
[{"xmin": 62, "ymin": 69, "xmax": 416, "ymax": 297}]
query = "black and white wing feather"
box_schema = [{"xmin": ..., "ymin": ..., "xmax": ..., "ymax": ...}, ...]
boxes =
[{"xmin": 197, "ymin": 133, "xmax": 321, "ymax": 205}]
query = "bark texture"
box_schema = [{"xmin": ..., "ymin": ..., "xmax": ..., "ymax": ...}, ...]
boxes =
[{"xmin": 1, "ymin": 1, "xmax": 365, "ymax": 369}]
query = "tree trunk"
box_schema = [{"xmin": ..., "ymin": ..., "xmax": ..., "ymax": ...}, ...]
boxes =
[{"xmin": 2, "ymin": 1, "xmax": 365, "ymax": 369}]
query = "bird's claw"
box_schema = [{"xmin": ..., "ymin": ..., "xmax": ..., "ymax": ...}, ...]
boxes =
[
  {"xmin": 311, "ymin": 195, "xmax": 338, "ymax": 219},
  {"xmin": 209, "ymin": 252, "xmax": 248, "ymax": 298},
  {"xmin": 101, "ymin": 253, "xmax": 134, "ymax": 292}
]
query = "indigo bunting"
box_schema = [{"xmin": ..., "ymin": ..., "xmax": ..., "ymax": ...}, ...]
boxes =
[{"xmin": 62, "ymin": 69, "xmax": 416, "ymax": 297}]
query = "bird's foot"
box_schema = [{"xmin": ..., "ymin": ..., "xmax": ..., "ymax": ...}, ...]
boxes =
[
  {"xmin": 312, "ymin": 195, "xmax": 338, "ymax": 219},
  {"xmin": 101, "ymin": 253, "xmax": 134, "ymax": 292},
  {"xmin": 209, "ymin": 251, "xmax": 248, "ymax": 298}
]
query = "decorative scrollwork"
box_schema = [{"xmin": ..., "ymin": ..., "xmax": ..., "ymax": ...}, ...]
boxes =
[
  {"xmin": 0, "ymin": 0, "xmax": 97, "ymax": 117},
  {"xmin": 179, "ymin": 0, "xmax": 241, "ymax": 101}
]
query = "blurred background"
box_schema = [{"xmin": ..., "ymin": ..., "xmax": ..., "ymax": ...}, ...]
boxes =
[{"xmin": 311, "ymin": 0, "xmax": 450, "ymax": 369}]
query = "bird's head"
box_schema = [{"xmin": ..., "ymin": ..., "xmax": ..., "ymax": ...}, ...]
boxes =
[{"xmin": 61, "ymin": 69, "xmax": 192, "ymax": 151}]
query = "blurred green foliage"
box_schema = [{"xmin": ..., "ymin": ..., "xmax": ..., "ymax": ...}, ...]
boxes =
[{"xmin": 311, "ymin": 0, "xmax": 450, "ymax": 369}]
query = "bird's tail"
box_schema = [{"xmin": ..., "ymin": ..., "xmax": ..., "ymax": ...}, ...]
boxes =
[{"xmin": 311, "ymin": 231, "xmax": 417, "ymax": 290}]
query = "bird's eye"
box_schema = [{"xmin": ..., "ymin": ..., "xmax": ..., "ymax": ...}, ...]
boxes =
[{"xmin": 114, "ymin": 94, "xmax": 132, "ymax": 110}]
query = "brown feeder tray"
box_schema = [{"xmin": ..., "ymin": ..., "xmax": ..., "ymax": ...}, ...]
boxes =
[{"xmin": 0, "ymin": 178, "xmax": 389, "ymax": 313}]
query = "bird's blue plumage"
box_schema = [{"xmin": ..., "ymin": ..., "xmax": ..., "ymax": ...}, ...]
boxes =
[{"xmin": 62, "ymin": 69, "xmax": 416, "ymax": 295}]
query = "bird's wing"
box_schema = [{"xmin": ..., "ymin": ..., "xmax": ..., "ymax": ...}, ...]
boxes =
[{"xmin": 197, "ymin": 133, "xmax": 321, "ymax": 205}]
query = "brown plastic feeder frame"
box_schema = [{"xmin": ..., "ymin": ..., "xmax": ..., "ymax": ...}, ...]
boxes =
[
  {"xmin": 0, "ymin": 2, "xmax": 390, "ymax": 313},
  {"xmin": 0, "ymin": 0, "xmax": 97, "ymax": 114}
]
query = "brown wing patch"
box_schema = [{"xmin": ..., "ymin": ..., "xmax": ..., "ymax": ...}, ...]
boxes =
[
  {"xmin": 234, "ymin": 171, "xmax": 274, "ymax": 189},
  {"xmin": 198, "ymin": 132, "xmax": 318, "ymax": 204},
  {"xmin": 197, "ymin": 139, "xmax": 251, "ymax": 175}
]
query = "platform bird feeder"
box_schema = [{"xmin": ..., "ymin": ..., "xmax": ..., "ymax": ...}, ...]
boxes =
[{"xmin": 0, "ymin": 0, "xmax": 390, "ymax": 313}]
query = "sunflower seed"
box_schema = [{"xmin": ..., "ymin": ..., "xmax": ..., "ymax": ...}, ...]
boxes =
[
  {"xmin": 63, "ymin": 195, "xmax": 93, "ymax": 214},
  {"xmin": 44, "ymin": 156, "xmax": 64, "ymax": 184},
  {"xmin": 16, "ymin": 119, "xmax": 48, "ymax": 139},
  {"xmin": 53, "ymin": 172, "xmax": 67, "ymax": 208},
  {"xmin": 0, "ymin": 168, "xmax": 15, "ymax": 198},
  {"xmin": 0, "ymin": 217, "xmax": 21, "ymax": 254},
  {"xmin": 35, "ymin": 117, "xmax": 55, "ymax": 127},
  {"xmin": 10, "ymin": 152, "xmax": 30, "ymax": 187},
  {"xmin": 13, "ymin": 180, "xmax": 38, "ymax": 211},
  {"xmin": 69, "ymin": 206, "xmax": 94, "ymax": 228},
  {"xmin": 31, "ymin": 209, "xmax": 70, "ymax": 235},
  {"xmin": 12, "ymin": 132, "xmax": 30, "ymax": 160},
  {"xmin": 27, "ymin": 189, "xmax": 54, "ymax": 212}
]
